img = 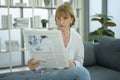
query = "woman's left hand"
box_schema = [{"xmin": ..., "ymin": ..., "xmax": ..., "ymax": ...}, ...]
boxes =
[{"xmin": 68, "ymin": 60, "xmax": 75, "ymax": 67}]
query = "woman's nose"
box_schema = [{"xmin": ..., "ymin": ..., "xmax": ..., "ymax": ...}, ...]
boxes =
[{"xmin": 59, "ymin": 19, "xmax": 65, "ymax": 24}]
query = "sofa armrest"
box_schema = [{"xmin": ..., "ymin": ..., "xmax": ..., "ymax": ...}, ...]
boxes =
[{"xmin": 83, "ymin": 42, "xmax": 96, "ymax": 67}]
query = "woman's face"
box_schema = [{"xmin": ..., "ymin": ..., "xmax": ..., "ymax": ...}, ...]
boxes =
[{"xmin": 56, "ymin": 13, "xmax": 73, "ymax": 31}]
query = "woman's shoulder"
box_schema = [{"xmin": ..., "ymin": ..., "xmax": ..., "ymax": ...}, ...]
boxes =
[
  {"xmin": 70, "ymin": 29, "xmax": 83, "ymax": 44},
  {"xmin": 71, "ymin": 29, "xmax": 81, "ymax": 38}
]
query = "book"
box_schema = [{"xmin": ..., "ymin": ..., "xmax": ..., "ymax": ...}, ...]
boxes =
[
  {"xmin": 13, "ymin": 18, "xmax": 29, "ymax": 28},
  {"xmin": 5, "ymin": 40, "xmax": 19, "ymax": 51},
  {"xmin": 1, "ymin": 15, "xmax": 12, "ymax": 29}
]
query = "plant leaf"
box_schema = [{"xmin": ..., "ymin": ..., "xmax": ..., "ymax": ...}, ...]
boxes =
[
  {"xmin": 91, "ymin": 18, "xmax": 100, "ymax": 21},
  {"xmin": 103, "ymin": 30, "xmax": 114, "ymax": 37},
  {"xmin": 91, "ymin": 18, "xmax": 103, "ymax": 24},
  {"xmin": 104, "ymin": 22, "xmax": 116, "ymax": 27}
]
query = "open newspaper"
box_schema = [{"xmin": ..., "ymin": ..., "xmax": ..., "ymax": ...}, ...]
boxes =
[{"xmin": 23, "ymin": 29, "xmax": 69, "ymax": 69}]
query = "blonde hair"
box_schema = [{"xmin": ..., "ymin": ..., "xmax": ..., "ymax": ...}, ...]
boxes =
[{"xmin": 55, "ymin": 2, "xmax": 75, "ymax": 27}]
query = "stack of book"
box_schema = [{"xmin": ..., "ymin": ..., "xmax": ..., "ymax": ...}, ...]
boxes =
[
  {"xmin": 5, "ymin": 0, "xmax": 13, "ymax": 6},
  {"xmin": 5, "ymin": 40, "xmax": 19, "ymax": 51},
  {"xmin": 29, "ymin": 0, "xmax": 42, "ymax": 7},
  {"xmin": 15, "ymin": 3, "xmax": 27, "ymax": 7},
  {"xmin": 13, "ymin": 18, "xmax": 29, "ymax": 28},
  {"xmin": 52, "ymin": 0, "xmax": 63, "ymax": 7},
  {"xmin": 1, "ymin": 15, "xmax": 12, "ymax": 29}
]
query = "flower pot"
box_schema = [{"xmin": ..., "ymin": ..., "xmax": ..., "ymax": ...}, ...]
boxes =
[{"xmin": 42, "ymin": 23, "xmax": 47, "ymax": 28}]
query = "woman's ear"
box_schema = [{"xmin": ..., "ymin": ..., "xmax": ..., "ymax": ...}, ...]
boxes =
[{"xmin": 71, "ymin": 18, "xmax": 73, "ymax": 24}]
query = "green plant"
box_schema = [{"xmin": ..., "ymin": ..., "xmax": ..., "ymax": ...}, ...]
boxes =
[
  {"xmin": 41, "ymin": 19, "xmax": 48, "ymax": 28},
  {"xmin": 41, "ymin": 19, "xmax": 48, "ymax": 23},
  {"xmin": 89, "ymin": 13, "xmax": 116, "ymax": 42}
]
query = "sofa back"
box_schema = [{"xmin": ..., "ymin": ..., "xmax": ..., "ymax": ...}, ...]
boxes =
[{"xmin": 83, "ymin": 42, "xmax": 96, "ymax": 67}]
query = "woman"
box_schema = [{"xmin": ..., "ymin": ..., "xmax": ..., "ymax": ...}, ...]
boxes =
[{"xmin": 28, "ymin": 2, "xmax": 91, "ymax": 80}]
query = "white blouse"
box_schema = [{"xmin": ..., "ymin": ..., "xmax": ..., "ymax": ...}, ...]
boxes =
[{"xmin": 65, "ymin": 29, "xmax": 84, "ymax": 66}]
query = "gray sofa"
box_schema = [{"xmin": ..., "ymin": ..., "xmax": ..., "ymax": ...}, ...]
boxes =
[
  {"xmin": 0, "ymin": 36, "xmax": 120, "ymax": 80},
  {"xmin": 84, "ymin": 36, "xmax": 120, "ymax": 80}
]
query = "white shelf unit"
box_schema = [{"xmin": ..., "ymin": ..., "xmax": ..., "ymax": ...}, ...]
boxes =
[
  {"xmin": 0, "ymin": 0, "xmax": 56, "ymax": 72},
  {"xmin": 0, "ymin": 0, "xmax": 82, "ymax": 72}
]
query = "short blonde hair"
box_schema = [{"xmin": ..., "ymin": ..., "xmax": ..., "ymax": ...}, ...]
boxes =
[{"xmin": 55, "ymin": 2, "xmax": 75, "ymax": 27}]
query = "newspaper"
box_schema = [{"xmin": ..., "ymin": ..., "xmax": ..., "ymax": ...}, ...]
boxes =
[{"xmin": 23, "ymin": 29, "xmax": 69, "ymax": 69}]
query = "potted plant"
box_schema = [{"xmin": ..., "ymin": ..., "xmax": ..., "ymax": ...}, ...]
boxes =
[
  {"xmin": 41, "ymin": 19, "xmax": 48, "ymax": 28},
  {"xmin": 89, "ymin": 13, "xmax": 116, "ymax": 42}
]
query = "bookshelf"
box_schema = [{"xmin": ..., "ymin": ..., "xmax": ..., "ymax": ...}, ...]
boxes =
[
  {"xmin": 0, "ymin": 0, "xmax": 57, "ymax": 72},
  {"xmin": 0, "ymin": 0, "xmax": 82, "ymax": 72}
]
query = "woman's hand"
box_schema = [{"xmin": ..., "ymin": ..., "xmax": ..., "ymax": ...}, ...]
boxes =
[
  {"xmin": 68, "ymin": 60, "xmax": 75, "ymax": 67},
  {"xmin": 27, "ymin": 58, "xmax": 40, "ymax": 71}
]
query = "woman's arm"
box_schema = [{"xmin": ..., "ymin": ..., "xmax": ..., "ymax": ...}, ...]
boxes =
[{"xmin": 74, "ymin": 33, "xmax": 84, "ymax": 66}]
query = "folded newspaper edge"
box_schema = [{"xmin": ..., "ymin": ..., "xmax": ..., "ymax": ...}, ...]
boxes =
[{"xmin": 23, "ymin": 29, "xmax": 69, "ymax": 69}]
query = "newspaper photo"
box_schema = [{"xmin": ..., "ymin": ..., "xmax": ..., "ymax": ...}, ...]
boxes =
[{"xmin": 23, "ymin": 29, "xmax": 69, "ymax": 69}]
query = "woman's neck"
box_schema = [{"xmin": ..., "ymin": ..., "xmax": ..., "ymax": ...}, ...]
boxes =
[
  {"xmin": 61, "ymin": 29, "xmax": 70, "ymax": 47},
  {"xmin": 61, "ymin": 29, "xmax": 70, "ymax": 35}
]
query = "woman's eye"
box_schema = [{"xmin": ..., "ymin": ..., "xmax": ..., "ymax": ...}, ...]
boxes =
[
  {"xmin": 64, "ymin": 17, "xmax": 67, "ymax": 19},
  {"xmin": 56, "ymin": 17, "xmax": 60, "ymax": 20}
]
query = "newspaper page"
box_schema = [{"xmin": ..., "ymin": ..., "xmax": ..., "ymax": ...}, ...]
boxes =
[{"xmin": 23, "ymin": 29, "xmax": 69, "ymax": 69}]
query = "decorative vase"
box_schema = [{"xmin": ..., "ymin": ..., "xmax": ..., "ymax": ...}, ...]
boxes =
[{"xmin": 44, "ymin": 0, "xmax": 50, "ymax": 7}]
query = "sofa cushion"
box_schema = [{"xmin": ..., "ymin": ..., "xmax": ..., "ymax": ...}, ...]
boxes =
[
  {"xmin": 83, "ymin": 42, "xmax": 96, "ymax": 67},
  {"xmin": 87, "ymin": 65, "xmax": 120, "ymax": 80},
  {"xmin": 96, "ymin": 36, "xmax": 120, "ymax": 71}
]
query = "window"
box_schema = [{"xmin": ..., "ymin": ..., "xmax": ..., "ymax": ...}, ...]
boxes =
[
  {"xmin": 108, "ymin": 0, "xmax": 120, "ymax": 38},
  {"xmin": 89, "ymin": 0, "xmax": 102, "ymax": 32}
]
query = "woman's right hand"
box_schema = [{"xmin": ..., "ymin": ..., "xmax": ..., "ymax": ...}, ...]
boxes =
[{"xmin": 27, "ymin": 58, "xmax": 40, "ymax": 71}]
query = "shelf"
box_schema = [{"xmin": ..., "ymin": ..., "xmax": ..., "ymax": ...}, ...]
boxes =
[
  {"xmin": 0, "ymin": 5, "xmax": 56, "ymax": 9},
  {"xmin": 0, "ymin": 28, "xmax": 22, "ymax": 30},
  {"xmin": 0, "ymin": 48, "xmax": 26, "ymax": 53},
  {"xmin": 0, "ymin": 28, "xmax": 9, "ymax": 30}
]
